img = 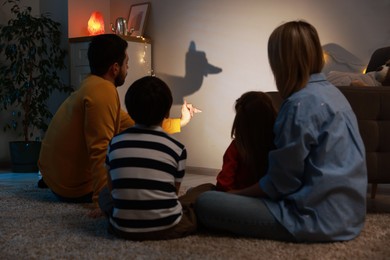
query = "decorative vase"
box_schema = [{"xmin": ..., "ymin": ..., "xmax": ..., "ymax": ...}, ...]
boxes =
[{"xmin": 9, "ymin": 141, "xmax": 41, "ymax": 173}]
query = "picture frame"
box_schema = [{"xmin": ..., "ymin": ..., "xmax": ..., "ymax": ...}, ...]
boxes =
[{"xmin": 127, "ymin": 2, "xmax": 150, "ymax": 37}]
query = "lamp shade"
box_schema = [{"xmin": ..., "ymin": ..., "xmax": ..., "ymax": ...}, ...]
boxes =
[{"xmin": 88, "ymin": 11, "xmax": 105, "ymax": 36}]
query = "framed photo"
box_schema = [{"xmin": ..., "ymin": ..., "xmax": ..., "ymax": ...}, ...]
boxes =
[{"xmin": 127, "ymin": 2, "xmax": 150, "ymax": 37}]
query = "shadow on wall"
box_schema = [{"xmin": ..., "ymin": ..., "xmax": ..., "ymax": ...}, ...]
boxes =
[
  {"xmin": 322, "ymin": 43, "xmax": 366, "ymax": 75},
  {"xmin": 158, "ymin": 41, "xmax": 222, "ymax": 104}
]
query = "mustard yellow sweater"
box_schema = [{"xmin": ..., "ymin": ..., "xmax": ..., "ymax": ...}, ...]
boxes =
[{"xmin": 38, "ymin": 75, "xmax": 180, "ymax": 204}]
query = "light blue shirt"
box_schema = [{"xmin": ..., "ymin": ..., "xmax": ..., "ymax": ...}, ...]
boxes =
[{"xmin": 260, "ymin": 73, "xmax": 367, "ymax": 242}]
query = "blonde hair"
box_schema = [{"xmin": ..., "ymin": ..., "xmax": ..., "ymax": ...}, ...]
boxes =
[{"xmin": 268, "ymin": 20, "xmax": 324, "ymax": 99}]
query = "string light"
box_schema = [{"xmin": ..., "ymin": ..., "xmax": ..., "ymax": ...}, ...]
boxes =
[{"xmin": 136, "ymin": 37, "xmax": 154, "ymax": 76}]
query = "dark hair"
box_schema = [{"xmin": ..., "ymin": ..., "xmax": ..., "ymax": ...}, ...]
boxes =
[
  {"xmin": 125, "ymin": 76, "xmax": 173, "ymax": 126},
  {"xmin": 232, "ymin": 91, "xmax": 277, "ymax": 181},
  {"xmin": 88, "ymin": 34, "xmax": 128, "ymax": 76},
  {"xmin": 268, "ymin": 20, "xmax": 324, "ymax": 99}
]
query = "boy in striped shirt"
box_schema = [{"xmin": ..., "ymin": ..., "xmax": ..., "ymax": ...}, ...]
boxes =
[{"xmin": 99, "ymin": 76, "xmax": 197, "ymax": 240}]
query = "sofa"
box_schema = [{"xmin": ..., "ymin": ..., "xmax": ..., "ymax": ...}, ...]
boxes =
[{"xmin": 267, "ymin": 85, "xmax": 390, "ymax": 199}]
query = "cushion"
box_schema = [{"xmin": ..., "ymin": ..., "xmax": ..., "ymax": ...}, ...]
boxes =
[{"xmin": 326, "ymin": 71, "xmax": 381, "ymax": 86}]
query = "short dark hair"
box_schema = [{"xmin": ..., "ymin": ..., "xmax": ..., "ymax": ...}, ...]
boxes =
[
  {"xmin": 88, "ymin": 34, "xmax": 128, "ymax": 76},
  {"xmin": 125, "ymin": 76, "xmax": 173, "ymax": 126}
]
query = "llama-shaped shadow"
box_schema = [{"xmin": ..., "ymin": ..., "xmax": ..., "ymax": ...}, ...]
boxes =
[{"xmin": 158, "ymin": 41, "xmax": 222, "ymax": 104}]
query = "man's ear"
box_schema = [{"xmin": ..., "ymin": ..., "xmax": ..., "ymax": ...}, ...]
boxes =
[{"xmin": 110, "ymin": 62, "xmax": 120, "ymax": 76}]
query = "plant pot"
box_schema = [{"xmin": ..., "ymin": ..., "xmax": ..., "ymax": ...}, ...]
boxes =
[{"xmin": 9, "ymin": 141, "xmax": 41, "ymax": 173}]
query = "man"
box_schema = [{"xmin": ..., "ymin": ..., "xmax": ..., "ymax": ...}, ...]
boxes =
[{"xmin": 38, "ymin": 34, "xmax": 200, "ymax": 216}]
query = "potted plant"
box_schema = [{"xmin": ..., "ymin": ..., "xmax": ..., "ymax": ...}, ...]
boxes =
[{"xmin": 0, "ymin": 0, "xmax": 73, "ymax": 172}]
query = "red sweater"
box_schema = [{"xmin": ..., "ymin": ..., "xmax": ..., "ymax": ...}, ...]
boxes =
[{"xmin": 216, "ymin": 140, "xmax": 262, "ymax": 191}]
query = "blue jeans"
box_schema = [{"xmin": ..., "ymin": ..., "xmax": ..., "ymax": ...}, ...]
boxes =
[{"xmin": 195, "ymin": 191, "xmax": 296, "ymax": 242}]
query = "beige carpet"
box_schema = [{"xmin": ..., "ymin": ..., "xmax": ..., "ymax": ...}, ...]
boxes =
[{"xmin": 1, "ymin": 183, "xmax": 389, "ymax": 260}]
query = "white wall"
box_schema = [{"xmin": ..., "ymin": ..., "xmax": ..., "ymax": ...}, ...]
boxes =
[{"xmin": 110, "ymin": 0, "xmax": 390, "ymax": 170}]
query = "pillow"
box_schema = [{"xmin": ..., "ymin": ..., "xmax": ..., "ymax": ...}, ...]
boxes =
[{"xmin": 326, "ymin": 71, "xmax": 381, "ymax": 86}]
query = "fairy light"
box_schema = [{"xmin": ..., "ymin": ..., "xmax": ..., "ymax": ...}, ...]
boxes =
[
  {"xmin": 323, "ymin": 51, "xmax": 329, "ymax": 65},
  {"xmin": 137, "ymin": 37, "xmax": 154, "ymax": 76}
]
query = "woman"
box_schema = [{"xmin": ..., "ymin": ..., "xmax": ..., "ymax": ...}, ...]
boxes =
[{"xmin": 195, "ymin": 20, "xmax": 367, "ymax": 242}]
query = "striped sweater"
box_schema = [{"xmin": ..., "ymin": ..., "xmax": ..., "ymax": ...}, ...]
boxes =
[{"xmin": 106, "ymin": 125, "xmax": 186, "ymax": 233}]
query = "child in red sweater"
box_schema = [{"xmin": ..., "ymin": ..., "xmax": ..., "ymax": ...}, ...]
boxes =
[{"xmin": 216, "ymin": 91, "xmax": 277, "ymax": 191}]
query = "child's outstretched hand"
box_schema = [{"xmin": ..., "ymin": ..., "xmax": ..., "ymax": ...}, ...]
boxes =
[{"xmin": 180, "ymin": 100, "xmax": 202, "ymax": 127}]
